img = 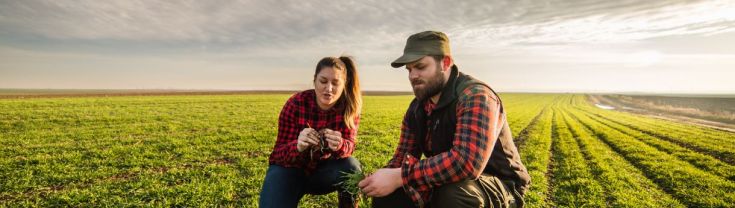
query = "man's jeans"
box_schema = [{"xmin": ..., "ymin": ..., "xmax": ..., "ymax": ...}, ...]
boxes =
[
  {"xmin": 372, "ymin": 173, "xmax": 521, "ymax": 208},
  {"xmin": 259, "ymin": 157, "xmax": 361, "ymax": 208}
]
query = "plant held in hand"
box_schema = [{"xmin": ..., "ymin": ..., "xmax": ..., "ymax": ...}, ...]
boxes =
[{"xmin": 337, "ymin": 169, "xmax": 367, "ymax": 202}]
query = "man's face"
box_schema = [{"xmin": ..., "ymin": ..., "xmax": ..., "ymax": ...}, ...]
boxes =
[{"xmin": 405, "ymin": 56, "xmax": 445, "ymax": 101}]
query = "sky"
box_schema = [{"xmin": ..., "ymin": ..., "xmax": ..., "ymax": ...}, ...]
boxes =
[{"xmin": 1, "ymin": 0, "xmax": 734, "ymax": 94}]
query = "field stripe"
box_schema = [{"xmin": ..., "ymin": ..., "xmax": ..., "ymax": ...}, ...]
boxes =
[
  {"xmin": 549, "ymin": 105, "xmax": 607, "ymax": 207},
  {"xmin": 514, "ymin": 108, "xmax": 550, "ymax": 147},
  {"xmin": 580, "ymin": 107, "xmax": 735, "ymax": 163},
  {"xmin": 568, "ymin": 108, "xmax": 735, "ymax": 207},
  {"xmin": 561, "ymin": 108, "xmax": 684, "ymax": 207},
  {"xmin": 580, "ymin": 110, "xmax": 735, "ymax": 181},
  {"xmin": 518, "ymin": 108, "xmax": 556, "ymax": 208},
  {"xmin": 578, "ymin": 99, "xmax": 735, "ymax": 163}
]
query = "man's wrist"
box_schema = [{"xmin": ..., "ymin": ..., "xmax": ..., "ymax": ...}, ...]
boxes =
[{"xmin": 393, "ymin": 168, "xmax": 404, "ymax": 189}]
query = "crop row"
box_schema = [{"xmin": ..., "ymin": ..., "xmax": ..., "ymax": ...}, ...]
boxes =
[{"xmin": 567, "ymin": 106, "xmax": 735, "ymax": 207}]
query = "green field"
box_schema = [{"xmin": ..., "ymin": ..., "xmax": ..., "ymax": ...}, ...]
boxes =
[{"xmin": 2, "ymin": 94, "xmax": 735, "ymax": 207}]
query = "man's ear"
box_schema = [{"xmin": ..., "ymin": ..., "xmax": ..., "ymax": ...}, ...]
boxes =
[
  {"xmin": 442, "ymin": 55, "xmax": 454, "ymax": 71},
  {"xmin": 442, "ymin": 56, "xmax": 453, "ymax": 71}
]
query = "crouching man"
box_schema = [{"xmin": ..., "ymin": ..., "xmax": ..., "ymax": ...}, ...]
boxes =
[{"xmin": 358, "ymin": 31, "xmax": 531, "ymax": 208}]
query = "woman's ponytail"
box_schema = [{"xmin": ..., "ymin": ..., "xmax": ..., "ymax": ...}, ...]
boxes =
[{"xmin": 339, "ymin": 56, "xmax": 361, "ymax": 130}]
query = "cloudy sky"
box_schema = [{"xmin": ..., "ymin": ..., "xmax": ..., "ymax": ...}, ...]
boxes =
[{"xmin": 1, "ymin": 0, "xmax": 734, "ymax": 94}]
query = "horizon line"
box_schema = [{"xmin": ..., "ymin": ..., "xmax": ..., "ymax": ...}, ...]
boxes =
[{"xmin": 1, "ymin": 88, "xmax": 733, "ymax": 96}]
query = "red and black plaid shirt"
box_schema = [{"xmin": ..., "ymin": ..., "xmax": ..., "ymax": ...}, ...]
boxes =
[
  {"xmin": 385, "ymin": 85, "xmax": 504, "ymax": 207},
  {"xmin": 268, "ymin": 89, "xmax": 359, "ymax": 174}
]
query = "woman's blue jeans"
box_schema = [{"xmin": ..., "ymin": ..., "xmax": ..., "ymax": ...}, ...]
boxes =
[{"xmin": 259, "ymin": 157, "xmax": 361, "ymax": 208}]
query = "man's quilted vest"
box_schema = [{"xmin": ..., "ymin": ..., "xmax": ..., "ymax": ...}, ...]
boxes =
[{"xmin": 406, "ymin": 65, "xmax": 531, "ymax": 194}]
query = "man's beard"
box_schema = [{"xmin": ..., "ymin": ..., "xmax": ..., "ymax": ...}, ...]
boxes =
[{"xmin": 411, "ymin": 66, "xmax": 445, "ymax": 101}]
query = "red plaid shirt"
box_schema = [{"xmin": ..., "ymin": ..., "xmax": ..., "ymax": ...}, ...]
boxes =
[
  {"xmin": 268, "ymin": 89, "xmax": 359, "ymax": 174},
  {"xmin": 385, "ymin": 85, "xmax": 504, "ymax": 207}
]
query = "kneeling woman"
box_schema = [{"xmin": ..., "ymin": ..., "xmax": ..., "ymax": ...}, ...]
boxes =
[{"xmin": 260, "ymin": 56, "xmax": 362, "ymax": 208}]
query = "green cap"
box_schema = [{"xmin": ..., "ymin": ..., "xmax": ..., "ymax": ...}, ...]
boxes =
[{"xmin": 391, "ymin": 31, "xmax": 451, "ymax": 68}]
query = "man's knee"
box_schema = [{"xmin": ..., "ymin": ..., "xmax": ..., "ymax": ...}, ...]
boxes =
[
  {"xmin": 372, "ymin": 189, "xmax": 417, "ymax": 208},
  {"xmin": 432, "ymin": 180, "xmax": 485, "ymax": 208}
]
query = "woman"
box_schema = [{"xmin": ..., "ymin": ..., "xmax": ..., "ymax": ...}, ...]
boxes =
[{"xmin": 260, "ymin": 56, "xmax": 363, "ymax": 208}]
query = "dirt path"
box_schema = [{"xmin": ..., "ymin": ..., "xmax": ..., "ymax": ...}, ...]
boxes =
[{"xmin": 587, "ymin": 95, "xmax": 735, "ymax": 133}]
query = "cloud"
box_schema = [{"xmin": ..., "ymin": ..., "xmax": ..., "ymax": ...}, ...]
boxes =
[
  {"xmin": 452, "ymin": 0, "xmax": 735, "ymax": 47},
  {"xmin": 2, "ymin": 0, "xmax": 732, "ymax": 51},
  {"xmin": 0, "ymin": 1, "xmax": 422, "ymax": 46},
  {"xmin": 1, "ymin": 0, "xmax": 733, "ymax": 92}
]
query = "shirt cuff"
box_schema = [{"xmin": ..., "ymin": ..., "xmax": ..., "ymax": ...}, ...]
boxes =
[{"xmin": 400, "ymin": 154, "xmax": 427, "ymax": 207}]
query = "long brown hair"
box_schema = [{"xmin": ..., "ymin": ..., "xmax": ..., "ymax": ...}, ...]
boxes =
[{"xmin": 313, "ymin": 56, "xmax": 362, "ymax": 129}]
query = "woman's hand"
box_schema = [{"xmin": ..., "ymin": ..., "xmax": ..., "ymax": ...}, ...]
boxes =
[
  {"xmin": 321, "ymin": 129, "xmax": 343, "ymax": 151},
  {"xmin": 297, "ymin": 128, "xmax": 320, "ymax": 152}
]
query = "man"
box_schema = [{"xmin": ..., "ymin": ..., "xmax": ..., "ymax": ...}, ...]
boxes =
[{"xmin": 358, "ymin": 31, "xmax": 531, "ymax": 208}]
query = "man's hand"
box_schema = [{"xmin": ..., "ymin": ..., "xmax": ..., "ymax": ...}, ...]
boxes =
[
  {"xmin": 358, "ymin": 168, "xmax": 402, "ymax": 197},
  {"xmin": 296, "ymin": 128, "xmax": 319, "ymax": 152}
]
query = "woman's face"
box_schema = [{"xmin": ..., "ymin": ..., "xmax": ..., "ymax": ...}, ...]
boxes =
[{"xmin": 314, "ymin": 67, "xmax": 346, "ymax": 110}]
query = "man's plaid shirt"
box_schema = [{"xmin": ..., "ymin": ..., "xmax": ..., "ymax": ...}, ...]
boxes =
[
  {"xmin": 268, "ymin": 89, "xmax": 359, "ymax": 174},
  {"xmin": 385, "ymin": 85, "xmax": 504, "ymax": 207}
]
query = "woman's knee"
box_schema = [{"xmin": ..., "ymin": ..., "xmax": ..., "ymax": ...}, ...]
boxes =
[
  {"xmin": 322, "ymin": 157, "xmax": 362, "ymax": 173},
  {"xmin": 263, "ymin": 165, "xmax": 305, "ymax": 182},
  {"xmin": 306, "ymin": 158, "xmax": 362, "ymax": 194},
  {"xmin": 340, "ymin": 157, "xmax": 362, "ymax": 172},
  {"xmin": 262, "ymin": 165, "xmax": 305, "ymax": 191},
  {"xmin": 260, "ymin": 165, "xmax": 306, "ymax": 207}
]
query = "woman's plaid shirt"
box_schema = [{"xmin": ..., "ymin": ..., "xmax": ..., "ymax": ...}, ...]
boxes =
[
  {"xmin": 267, "ymin": 89, "xmax": 359, "ymax": 174},
  {"xmin": 385, "ymin": 85, "xmax": 504, "ymax": 207}
]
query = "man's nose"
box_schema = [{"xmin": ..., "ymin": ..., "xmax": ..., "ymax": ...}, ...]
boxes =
[{"xmin": 409, "ymin": 70, "xmax": 419, "ymax": 80}]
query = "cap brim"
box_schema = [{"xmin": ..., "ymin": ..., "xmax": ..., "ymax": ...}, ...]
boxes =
[{"xmin": 390, "ymin": 53, "xmax": 426, "ymax": 68}]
